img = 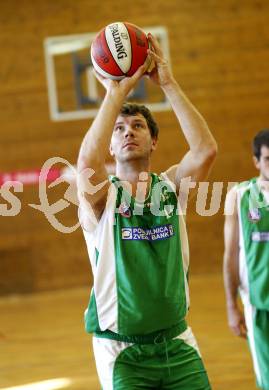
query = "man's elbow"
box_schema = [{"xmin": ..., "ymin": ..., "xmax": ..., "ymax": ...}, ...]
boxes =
[
  {"xmin": 204, "ymin": 141, "xmax": 218, "ymax": 164},
  {"xmin": 77, "ymin": 154, "xmax": 101, "ymax": 174}
]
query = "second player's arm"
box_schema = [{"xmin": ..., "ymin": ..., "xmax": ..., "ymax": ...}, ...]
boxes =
[{"xmin": 223, "ymin": 188, "xmax": 247, "ymax": 338}]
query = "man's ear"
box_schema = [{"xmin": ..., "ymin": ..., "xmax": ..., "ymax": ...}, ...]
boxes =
[
  {"xmin": 253, "ymin": 155, "xmax": 260, "ymax": 170},
  {"xmin": 110, "ymin": 144, "xmax": 115, "ymax": 157},
  {"xmin": 151, "ymin": 137, "xmax": 158, "ymax": 152}
]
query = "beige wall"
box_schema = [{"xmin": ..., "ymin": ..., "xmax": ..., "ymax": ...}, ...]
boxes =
[{"xmin": 1, "ymin": 0, "xmax": 269, "ymax": 294}]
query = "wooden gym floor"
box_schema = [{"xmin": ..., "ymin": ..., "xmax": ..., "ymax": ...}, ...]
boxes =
[{"xmin": 0, "ymin": 274, "xmax": 256, "ymax": 390}]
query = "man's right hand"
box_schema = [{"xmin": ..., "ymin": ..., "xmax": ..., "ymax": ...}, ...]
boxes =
[
  {"xmin": 94, "ymin": 61, "xmax": 148, "ymax": 101},
  {"xmin": 227, "ymin": 305, "xmax": 247, "ymax": 338}
]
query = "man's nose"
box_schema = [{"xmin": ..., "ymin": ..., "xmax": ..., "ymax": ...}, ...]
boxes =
[{"xmin": 124, "ymin": 126, "xmax": 134, "ymax": 137}]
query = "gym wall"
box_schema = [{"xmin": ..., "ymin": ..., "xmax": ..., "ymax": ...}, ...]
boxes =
[{"xmin": 1, "ymin": 0, "xmax": 269, "ymax": 294}]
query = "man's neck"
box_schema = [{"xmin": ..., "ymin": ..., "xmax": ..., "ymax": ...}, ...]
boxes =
[
  {"xmin": 115, "ymin": 161, "xmax": 152, "ymax": 200},
  {"xmin": 115, "ymin": 161, "xmax": 151, "ymax": 183},
  {"xmin": 257, "ymin": 176, "xmax": 269, "ymax": 192}
]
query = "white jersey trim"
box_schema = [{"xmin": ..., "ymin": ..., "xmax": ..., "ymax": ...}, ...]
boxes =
[
  {"xmin": 243, "ymin": 302, "xmax": 262, "ymax": 386},
  {"xmin": 82, "ymin": 184, "xmax": 119, "ymax": 332},
  {"xmin": 236, "ymin": 182, "xmax": 251, "ymax": 304}
]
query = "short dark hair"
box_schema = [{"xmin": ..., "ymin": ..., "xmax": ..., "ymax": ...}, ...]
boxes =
[
  {"xmin": 119, "ymin": 103, "xmax": 159, "ymax": 139},
  {"xmin": 253, "ymin": 129, "xmax": 269, "ymax": 160}
]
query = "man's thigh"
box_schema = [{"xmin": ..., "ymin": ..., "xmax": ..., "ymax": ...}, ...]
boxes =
[
  {"xmin": 162, "ymin": 328, "xmax": 211, "ymax": 390},
  {"xmin": 93, "ymin": 337, "xmax": 161, "ymax": 390}
]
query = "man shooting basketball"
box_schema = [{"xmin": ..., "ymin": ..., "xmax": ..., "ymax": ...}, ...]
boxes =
[{"xmin": 77, "ymin": 33, "xmax": 217, "ymax": 390}]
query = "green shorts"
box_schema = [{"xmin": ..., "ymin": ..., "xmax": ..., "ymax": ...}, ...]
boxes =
[
  {"xmin": 92, "ymin": 325, "xmax": 211, "ymax": 390},
  {"xmin": 244, "ymin": 303, "xmax": 269, "ymax": 390}
]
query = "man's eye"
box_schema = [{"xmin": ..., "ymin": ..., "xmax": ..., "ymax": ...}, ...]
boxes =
[
  {"xmin": 135, "ymin": 123, "xmax": 142, "ymax": 128},
  {"xmin": 115, "ymin": 126, "xmax": 123, "ymax": 131}
]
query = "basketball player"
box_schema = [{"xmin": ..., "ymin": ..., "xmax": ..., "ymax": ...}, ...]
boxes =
[
  {"xmin": 223, "ymin": 129, "xmax": 269, "ymax": 389},
  {"xmin": 77, "ymin": 33, "xmax": 217, "ymax": 389}
]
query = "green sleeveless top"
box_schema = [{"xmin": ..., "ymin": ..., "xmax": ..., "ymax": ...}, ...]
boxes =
[
  {"xmin": 83, "ymin": 173, "xmax": 190, "ymax": 336},
  {"xmin": 238, "ymin": 178, "xmax": 269, "ymax": 309}
]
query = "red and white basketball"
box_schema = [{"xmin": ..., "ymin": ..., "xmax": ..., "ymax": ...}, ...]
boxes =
[{"xmin": 91, "ymin": 22, "xmax": 151, "ymax": 80}]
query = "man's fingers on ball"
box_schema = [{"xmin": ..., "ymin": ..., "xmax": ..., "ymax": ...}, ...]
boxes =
[
  {"xmin": 148, "ymin": 32, "xmax": 158, "ymax": 45},
  {"xmin": 136, "ymin": 63, "xmax": 148, "ymax": 76},
  {"xmin": 147, "ymin": 49, "xmax": 166, "ymax": 66},
  {"xmin": 147, "ymin": 49, "xmax": 160, "ymax": 62},
  {"xmin": 147, "ymin": 33, "xmax": 163, "ymax": 56},
  {"xmin": 129, "ymin": 66, "xmax": 144, "ymax": 84}
]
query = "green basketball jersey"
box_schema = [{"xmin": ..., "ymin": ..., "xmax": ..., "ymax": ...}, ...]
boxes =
[
  {"xmin": 82, "ymin": 173, "xmax": 190, "ymax": 336},
  {"xmin": 237, "ymin": 178, "xmax": 269, "ymax": 309}
]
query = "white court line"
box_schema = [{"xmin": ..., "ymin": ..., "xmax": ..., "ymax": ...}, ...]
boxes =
[{"xmin": 0, "ymin": 378, "xmax": 72, "ymax": 390}]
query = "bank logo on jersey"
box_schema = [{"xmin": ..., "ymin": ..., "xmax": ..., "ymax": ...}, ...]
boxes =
[
  {"xmin": 248, "ymin": 208, "xmax": 261, "ymax": 223},
  {"xmin": 121, "ymin": 224, "xmax": 174, "ymax": 241}
]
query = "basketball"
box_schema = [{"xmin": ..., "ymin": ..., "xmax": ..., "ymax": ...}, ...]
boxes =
[{"xmin": 91, "ymin": 22, "xmax": 151, "ymax": 80}]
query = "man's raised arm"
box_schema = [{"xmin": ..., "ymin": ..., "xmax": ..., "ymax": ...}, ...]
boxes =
[
  {"xmin": 77, "ymin": 64, "xmax": 147, "ymax": 220},
  {"xmin": 147, "ymin": 34, "xmax": 217, "ymax": 190}
]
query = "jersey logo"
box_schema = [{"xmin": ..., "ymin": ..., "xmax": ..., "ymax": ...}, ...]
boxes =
[
  {"xmin": 119, "ymin": 202, "xmax": 132, "ymax": 218},
  {"xmin": 248, "ymin": 208, "xmax": 261, "ymax": 223},
  {"xmin": 121, "ymin": 224, "xmax": 174, "ymax": 241}
]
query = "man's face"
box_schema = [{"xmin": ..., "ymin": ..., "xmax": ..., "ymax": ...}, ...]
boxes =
[
  {"xmin": 254, "ymin": 145, "xmax": 269, "ymax": 180},
  {"xmin": 110, "ymin": 114, "xmax": 157, "ymax": 162}
]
